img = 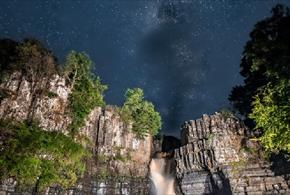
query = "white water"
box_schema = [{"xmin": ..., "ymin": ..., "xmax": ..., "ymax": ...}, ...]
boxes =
[{"xmin": 150, "ymin": 158, "xmax": 176, "ymax": 195}]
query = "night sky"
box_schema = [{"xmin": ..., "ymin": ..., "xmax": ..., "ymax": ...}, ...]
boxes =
[{"xmin": 1, "ymin": 0, "xmax": 289, "ymax": 137}]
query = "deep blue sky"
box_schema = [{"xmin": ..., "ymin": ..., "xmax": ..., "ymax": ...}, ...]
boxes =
[{"xmin": 1, "ymin": 0, "xmax": 289, "ymax": 136}]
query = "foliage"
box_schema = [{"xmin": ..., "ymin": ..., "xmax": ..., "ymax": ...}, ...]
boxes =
[
  {"xmin": 229, "ymin": 159, "xmax": 247, "ymax": 174},
  {"xmin": 219, "ymin": 107, "xmax": 235, "ymax": 119},
  {"xmin": 121, "ymin": 88, "xmax": 162, "ymax": 138},
  {"xmin": 0, "ymin": 38, "xmax": 58, "ymax": 84},
  {"xmin": 16, "ymin": 39, "xmax": 58, "ymax": 79},
  {"xmin": 45, "ymin": 91, "xmax": 58, "ymax": 98},
  {"xmin": 240, "ymin": 143, "xmax": 271, "ymax": 160},
  {"xmin": 112, "ymin": 147, "xmax": 132, "ymax": 162},
  {"xmin": 229, "ymin": 4, "xmax": 290, "ymax": 118},
  {"xmin": 96, "ymin": 167, "xmax": 109, "ymax": 179},
  {"xmin": 97, "ymin": 154, "xmax": 109, "ymax": 163},
  {"xmin": 64, "ymin": 51, "xmax": 107, "ymax": 135},
  {"xmin": 114, "ymin": 152, "xmax": 127, "ymax": 162},
  {"xmin": 229, "ymin": 4, "xmax": 290, "ymax": 154},
  {"xmin": 206, "ymin": 133, "xmax": 214, "ymax": 145},
  {"xmin": 0, "ymin": 88, "xmax": 10, "ymax": 102},
  {"xmin": 0, "ymin": 39, "xmax": 107, "ymax": 135},
  {"xmin": 250, "ymin": 80, "xmax": 290, "ymax": 153},
  {"xmin": 0, "ymin": 120, "xmax": 87, "ymax": 192}
]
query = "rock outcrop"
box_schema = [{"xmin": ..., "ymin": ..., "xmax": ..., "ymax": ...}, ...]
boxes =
[
  {"xmin": 80, "ymin": 106, "xmax": 152, "ymax": 177},
  {"xmin": 0, "ymin": 72, "xmax": 71, "ymax": 132},
  {"xmin": 175, "ymin": 113, "xmax": 290, "ymax": 194},
  {"xmin": 0, "ymin": 72, "xmax": 151, "ymax": 194}
]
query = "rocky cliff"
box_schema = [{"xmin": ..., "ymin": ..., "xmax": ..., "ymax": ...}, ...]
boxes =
[
  {"xmin": 0, "ymin": 72, "xmax": 151, "ymax": 194},
  {"xmin": 0, "ymin": 72, "xmax": 71, "ymax": 132},
  {"xmin": 2, "ymin": 71, "xmax": 290, "ymax": 195},
  {"xmin": 175, "ymin": 113, "xmax": 290, "ymax": 194}
]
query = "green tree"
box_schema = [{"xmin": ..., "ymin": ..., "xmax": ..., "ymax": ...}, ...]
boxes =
[
  {"xmin": 121, "ymin": 88, "xmax": 162, "ymax": 138},
  {"xmin": 230, "ymin": 5, "xmax": 290, "ymax": 117},
  {"xmin": 0, "ymin": 120, "xmax": 87, "ymax": 192},
  {"xmin": 0, "ymin": 38, "xmax": 58, "ymax": 80},
  {"xmin": 229, "ymin": 4, "xmax": 290, "ymax": 153},
  {"xmin": 64, "ymin": 51, "xmax": 107, "ymax": 134},
  {"xmin": 250, "ymin": 80, "xmax": 290, "ymax": 153},
  {"xmin": 16, "ymin": 39, "xmax": 58, "ymax": 79}
]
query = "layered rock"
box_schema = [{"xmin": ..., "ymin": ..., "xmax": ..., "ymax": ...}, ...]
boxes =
[
  {"xmin": 2, "ymin": 71, "xmax": 290, "ymax": 195},
  {"xmin": 0, "ymin": 72, "xmax": 151, "ymax": 194},
  {"xmin": 0, "ymin": 72, "xmax": 71, "ymax": 132},
  {"xmin": 81, "ymin": 106, "xmax": 152, "ymax": 177},
  {"xmin": 175, "ymin": 113, "xmax": 290, "ymax": 194}
]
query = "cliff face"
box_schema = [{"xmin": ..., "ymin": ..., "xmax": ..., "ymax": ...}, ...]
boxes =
[
  {"xmin": 175, "ymin": 113, "xmax": 289, "ymax": 195},
  {"xmin": 81, "ymin": 106, "xmax": 151, "ymax": 177},
  {"xmin": 0, "ymin": 72, "xmax": 151, "ymax": 194},
  {"xmin": 0, "ymin": 72, "xmax": 71, "ymax": 132},
  {"xmin": 2, "ymin": 71, "xmax": 290, "ymax": 195}
]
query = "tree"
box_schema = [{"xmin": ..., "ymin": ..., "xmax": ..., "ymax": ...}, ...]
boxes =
[
  {"xmin": 0, "ymin": 120, "xmax": 87, "ymax": 192},
  {"xmin": 16, "ymin": 39, "xmax": 58, "ymax": 80},
  {"xmin": 229, "ymin": 4, "xmax": 290, "ymax": 153},
  {"xmin": 0, "ymin": 38, "xmax": 58, "ymax": 83},
  {"xmin": 64, "ymin": 51, "xmax": 107, "ymax": 134},
  {"xmin": 121, "ymin": 88, "xmax": 162, "ymax": 138},
  {"xmin": 250, "ymin": 80, "xmax": 290, "ymax": 153}
]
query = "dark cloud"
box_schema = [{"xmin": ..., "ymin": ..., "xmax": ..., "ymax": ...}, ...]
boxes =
[{"xmin": 139, "ymin": 1, "xmax": 206, "ymax": 134}]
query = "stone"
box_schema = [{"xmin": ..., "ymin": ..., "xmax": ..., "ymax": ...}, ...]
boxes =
[{"xmin": 175, "ymin": 113, "xmax": 290, "ymax": 195}]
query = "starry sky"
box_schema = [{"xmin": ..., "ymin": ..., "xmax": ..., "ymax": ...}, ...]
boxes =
[{"xmin": 1, "ymin": 0, "xmax": 289, "ymax": 137}]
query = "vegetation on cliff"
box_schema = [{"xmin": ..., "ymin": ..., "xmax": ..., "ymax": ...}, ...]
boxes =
[
  {"xmin": 0, "ymin": 38, "xmax": 161, "ymax": 191},
  {"xmin": 0, "ymin": 39, "xmax": 58, "ymax": 83},
  {"xmin": 121, "ymin": 88, "xmax": 162, "ymax": 138},
  {"xmin": 0, "ymin": 39, "xmax": 161, "ymax": 138},
  {"xmin": 0, "ymin": 120, "xmax": 87, "ymax": 192},
  {"xmin": 229, "ymin": 4, "xmax": 290, "ymax": 154},
  {"xmin": 250, "ymin": 80, "xmax": 290, "ymax": 153},
  {"xmin": 64, "ymin": 51, "xmax": 107, "ymax": 135}
]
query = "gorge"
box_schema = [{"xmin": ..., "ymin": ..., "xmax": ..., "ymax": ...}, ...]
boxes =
[
  {"xmin": 0, "ymin": 70, "xmax": 289, "ymax": 194},
  {"xmin": 1, "ymin": 2, "xmax": 290, "ymax": 194}
]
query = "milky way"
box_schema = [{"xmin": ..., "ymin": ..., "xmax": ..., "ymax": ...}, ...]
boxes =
[{"xmin": 1, "ymin": 0, "xmax": 289, "ymax": 136}]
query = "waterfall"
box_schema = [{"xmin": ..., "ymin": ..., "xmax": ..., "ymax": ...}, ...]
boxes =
[{"xmin": 150, "ymin": 158, "xmax": 176, "ymax": 195}]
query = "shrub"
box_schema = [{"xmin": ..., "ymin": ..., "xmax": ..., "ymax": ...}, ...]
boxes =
[{"xmin": 0, "ymin": 120, "xmax": 88, "ymax": 192}]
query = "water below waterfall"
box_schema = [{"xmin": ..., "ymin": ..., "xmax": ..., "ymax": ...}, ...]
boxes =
[{"xmin": 150, "ymin": 158, "xmax": 176, "ymax": 195}]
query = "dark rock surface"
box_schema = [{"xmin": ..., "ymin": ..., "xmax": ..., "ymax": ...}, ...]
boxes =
[{"xmin": 175, "ymin": 113, "xmax": 290, "ymax": 195}]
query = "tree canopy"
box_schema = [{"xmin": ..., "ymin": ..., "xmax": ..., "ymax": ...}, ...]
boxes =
[
  {"xmin": 0, "ymin": 120, "xmax": 87, "ymax": 192},
  {"xmin": 64, "ymin": 51, "xmax": 107, "ymax": 135},
  {"xmin": 229, "ymin": 4, "xmax": 290, "ymax": 153},
  {"xmin": 250, "ymin": 79, "xmax": 290, "ymax": 153},
  {"xmin": 0, "ymin": 38, "xmax": 58, "ymax": 82},
  {"xmin": 121, "ymin": 88, "xmax": 162, "ymax": 138}
]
